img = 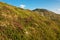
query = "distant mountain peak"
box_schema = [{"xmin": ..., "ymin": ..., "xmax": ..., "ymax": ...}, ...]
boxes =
[{"xmin": 33, "ymin": 8, "xmax": 49, "ymax": 12}]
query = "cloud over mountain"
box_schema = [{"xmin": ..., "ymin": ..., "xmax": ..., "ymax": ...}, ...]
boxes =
[{"xmin": 20, "ymin": 4, "xmax": 25, "ymax": 8}]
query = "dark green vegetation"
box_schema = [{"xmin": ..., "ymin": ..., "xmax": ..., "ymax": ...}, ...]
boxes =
[{"xmin": 0, "ymin": 2, "xmax": 60, "ymax": 40}]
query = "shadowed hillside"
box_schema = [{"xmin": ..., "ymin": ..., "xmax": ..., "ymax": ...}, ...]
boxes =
[{"xmin": 0, "ymin": 2, "xmax": 60, "ymax": 40}]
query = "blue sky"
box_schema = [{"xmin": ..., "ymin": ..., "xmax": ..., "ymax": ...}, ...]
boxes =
[{"xmin": 0, "ymin": 0, "xmax": 60, "ymax": 14}]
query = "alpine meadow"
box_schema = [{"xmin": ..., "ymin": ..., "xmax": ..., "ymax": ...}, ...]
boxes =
[{"xmin": 0, "ymin": 1, "xmax": 60, "ymax": 40}]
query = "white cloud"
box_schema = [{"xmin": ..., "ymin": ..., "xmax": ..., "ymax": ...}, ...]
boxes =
[
  {"xmin": 53, "ymin": 9, "xmax": 60, "ymax": 14},
  {"xmin": 20, "ymin": 4, "xmax": 25, "ymax": 8},
  {"xmin": 57, "ymin": 9, "xmax": 60, "ymax": 11}
]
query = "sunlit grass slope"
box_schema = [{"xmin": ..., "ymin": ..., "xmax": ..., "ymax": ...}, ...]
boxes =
[{"xmin": 0, "ymin": 2, "xmax": 60, "ymax": 40}]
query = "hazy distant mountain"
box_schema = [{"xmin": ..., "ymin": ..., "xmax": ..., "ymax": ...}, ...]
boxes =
[{"xmin": 0, "ymin": 2, "xmax": 60, "ymax": 40}]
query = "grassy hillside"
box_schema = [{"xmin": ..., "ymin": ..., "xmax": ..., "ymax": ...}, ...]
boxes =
[{"xmin": 0, "ymin": 2, "xmax": 60, "ymax": 40}]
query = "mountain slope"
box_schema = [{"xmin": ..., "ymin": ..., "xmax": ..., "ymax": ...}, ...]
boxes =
[{"xmin": 0, "ymin": 2, "xmax": 60, "ymax": 40}]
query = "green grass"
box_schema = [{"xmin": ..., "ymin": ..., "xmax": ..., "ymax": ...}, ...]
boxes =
[{"xmin": 0, "ymin": 2, "xmax": 60, "ymax": 40}]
